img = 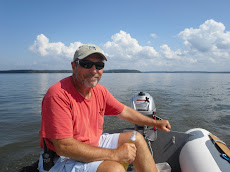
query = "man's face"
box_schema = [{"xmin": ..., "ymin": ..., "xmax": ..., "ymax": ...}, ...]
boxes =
[{"xmin": 72, "ymin": 53, "xmax": 104, "ymax": 88}]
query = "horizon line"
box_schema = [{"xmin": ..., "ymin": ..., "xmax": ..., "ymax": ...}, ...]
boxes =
[{"xmin": 0, "ymin": 69, "xmax": 230, "ymax": 73}]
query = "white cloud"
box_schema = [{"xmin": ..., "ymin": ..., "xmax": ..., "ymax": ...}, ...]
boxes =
[
  {"xmin": 103, "ymin": 31, "xmax": 163, "ymax": 70},
  {"xmin": 209, "ymin": 58, "xmax": 216, "ymax": 63},
  {"xmin": 29, "ymin": 20, "xmax": 230, "ymax": 71},
  {"xmin": 29, "ymin": 34, "xmax": 82, "ymax": 60},
  {"xmin": 160, "ymin": 44, "xmax": 181, "ymax": 60},
  {"xmin": 178, "ymin": 19, "xmax": 230, "ymax": 60},
  {"xmin": 103, "ymin": 30, "xmax": 159, "ymax": 60},
  {"xmin": 103, "ymin": 30, "xmax": 197, "ymax": 70}
]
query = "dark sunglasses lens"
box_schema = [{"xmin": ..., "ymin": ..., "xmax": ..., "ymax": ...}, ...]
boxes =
[
  {"xmin": 79, "ymin": 60, "xmax": 104, "ymax": 70},
  {"xmin": 79, "ymin": 60, "xmax": 93, "ymax": 69},
  {"xmin": 95, "ymin": 62, "xmax": 104, "ymax": 70}
]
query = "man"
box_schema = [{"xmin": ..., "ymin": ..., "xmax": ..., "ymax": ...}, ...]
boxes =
[{"xmin": 38, "ymin": 44, "xmax": 171, "ymax": 172}]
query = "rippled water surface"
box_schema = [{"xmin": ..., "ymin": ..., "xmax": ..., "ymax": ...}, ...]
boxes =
[{"xmin": 0, "ymin": 73, "xmax": 229, "ymax": 171}]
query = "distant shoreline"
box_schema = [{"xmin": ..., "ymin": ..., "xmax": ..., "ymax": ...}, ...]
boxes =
[{"xmin": 0, "ymin": 69, "xmax": 230, "ymax": 74}]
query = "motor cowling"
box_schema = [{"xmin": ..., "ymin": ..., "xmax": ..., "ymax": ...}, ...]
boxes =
[{"xmin": 131, "ymin": 92, "xmax": 156, "ymax": 117}]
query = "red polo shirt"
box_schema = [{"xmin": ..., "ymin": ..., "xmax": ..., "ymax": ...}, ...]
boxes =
[{"xmin": 39, "ymin": 76, "xmax": 124, "ymax": 151}]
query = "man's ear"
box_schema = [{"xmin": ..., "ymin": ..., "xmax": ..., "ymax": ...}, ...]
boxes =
[{"xmin": 71, "ymin": 61, "xmax": 76, "ymax": 72}]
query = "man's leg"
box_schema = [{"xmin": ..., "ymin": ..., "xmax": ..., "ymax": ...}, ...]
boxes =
[
  {"xmin": 96, "ymin": 133, "xmax": 126, "ymax": 172},
  {"xmin": 97, "ymin": 161, "xmax": 125, "ymax": 172},
  {"xmin": 118, "ymin": 131, "xmax": 158, "ymax": 172}
]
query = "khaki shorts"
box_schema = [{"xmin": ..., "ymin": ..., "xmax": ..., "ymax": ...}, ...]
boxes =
[{"xmin": 38, "ymin": 133, "xmax": 120, "ymax": 172}]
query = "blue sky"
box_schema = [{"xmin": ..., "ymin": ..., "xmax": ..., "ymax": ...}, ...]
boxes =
[{"xmin": 1, "ymin": 0, "xmax": 230, "ymax": 71}]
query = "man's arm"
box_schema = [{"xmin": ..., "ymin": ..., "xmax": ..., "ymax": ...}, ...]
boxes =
[
  {"xmin": 52, "ymin": 137, "xmax": 136, "ymax": 163},
  {"xmin": 117, "ymin": 105, "xmax": 171, "ymax": 132}
]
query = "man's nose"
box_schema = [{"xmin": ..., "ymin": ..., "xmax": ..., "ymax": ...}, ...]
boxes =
[{"xmin": 89, "ymin": 64, "xmax": 97, "ymax": 73}]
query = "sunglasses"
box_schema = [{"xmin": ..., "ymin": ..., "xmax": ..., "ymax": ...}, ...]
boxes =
[{"xmin": 75, "ymin": 60, "xmax": 105, "ymax": 70}]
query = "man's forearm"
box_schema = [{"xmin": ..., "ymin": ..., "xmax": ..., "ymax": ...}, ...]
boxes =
[
  {"xmin": 52, "ymin": 137, "xmax": 117, "ymax": 162},
  {"xmin": 117, "ymin": 105, "xmax": 156, "ymax": 126},
  {"xmin": 117, "ymin": 105, "xmax": 171, "ymax": 132}
]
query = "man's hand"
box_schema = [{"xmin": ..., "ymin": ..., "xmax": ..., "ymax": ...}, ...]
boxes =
[
  {"xmin": 113, "ymin": 143, "xmax": 137, "ymax": 163},
  {"xmin": 118, "ymin": 106, "xmax": 172, "ymax": 133},
  {"xmin": 155, "ymin": 120, "xmax": 171, "ymax": 132}
]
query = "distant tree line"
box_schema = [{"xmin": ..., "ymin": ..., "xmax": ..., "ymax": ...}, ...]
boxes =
[
  {"xmin": 0, "ymin": 70, "xmax": 229, "ymax": 74},
  {"xmin": 0, "ymin": 69, "xmax": 141, "ymax": 73}
]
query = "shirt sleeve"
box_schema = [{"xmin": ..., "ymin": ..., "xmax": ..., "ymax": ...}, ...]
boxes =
[
  {"xmin": 104, "ymin": 89, "xmax": 125, "ymax": 115},
  {"xmin": 40, "ymin": 94, "xmax": 73, "ymax": 139}
]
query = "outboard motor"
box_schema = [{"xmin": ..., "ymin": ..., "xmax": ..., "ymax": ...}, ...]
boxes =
[
  {"xmin": 131, "ymin": 92, "xmax": 158, "ymax": 155},
  {"xmin": 131, "ymin": 91, "xmax": 156, "ymax": 119}
]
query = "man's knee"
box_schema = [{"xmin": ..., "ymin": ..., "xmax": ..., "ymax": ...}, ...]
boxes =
[
  {"xmin": 135, "ymin": 131, "xmax": 146, "ymax": 144},
  {"xmin": 97, "ymin": 161, "xmax": 126, "ymax": 172}
]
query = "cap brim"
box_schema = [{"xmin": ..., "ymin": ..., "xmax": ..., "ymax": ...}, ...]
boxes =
[{"xmin": 78, "ymin": 52, "xmax": 107, "ymax": 61}]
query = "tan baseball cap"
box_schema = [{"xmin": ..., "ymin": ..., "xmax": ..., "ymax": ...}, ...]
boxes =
[{"xmin": 73, "ymin": 44, "xmax": 107, "ymax": 61}]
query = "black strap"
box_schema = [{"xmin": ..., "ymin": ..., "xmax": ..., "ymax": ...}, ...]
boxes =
[{"xmin": 43, "ymin": 138, "xmax": 48, "ymax": 152}]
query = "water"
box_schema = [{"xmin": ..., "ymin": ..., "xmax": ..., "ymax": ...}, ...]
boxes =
[{"xmin": 0, "ymin": 73, "xmax": 230, "ymax": 171}]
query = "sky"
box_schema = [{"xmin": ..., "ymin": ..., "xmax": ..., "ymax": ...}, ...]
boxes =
[{"xmin": 1, "ymin": 0, "xmax": 230, "ymax": 72}]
